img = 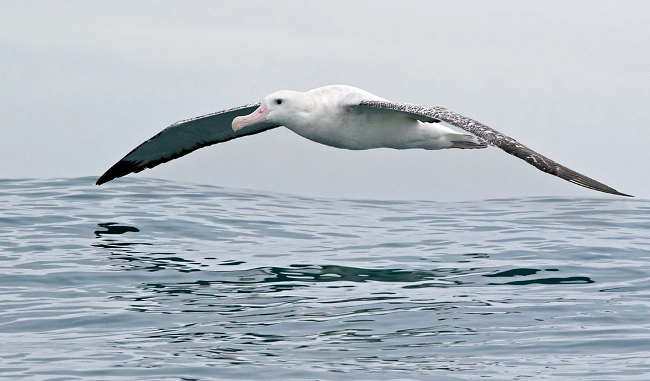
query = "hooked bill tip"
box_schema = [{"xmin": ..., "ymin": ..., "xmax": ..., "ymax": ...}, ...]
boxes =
[{"xmin": 232, "ymin": 116, "xmax": 243, "ymax": 132}]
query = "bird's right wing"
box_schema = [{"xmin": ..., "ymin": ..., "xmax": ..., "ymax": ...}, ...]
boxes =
[{"xmin": 96, "ymin": 103, "xmax": 280, "ymax": 185}]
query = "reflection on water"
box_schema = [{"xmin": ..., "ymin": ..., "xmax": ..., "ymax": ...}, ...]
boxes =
[
  {"xmin": 484, "ymin": 267, "xmax": 594, "ymax": 285},
  {"xmin": 93, "ymin": 221, "xmax": 594, "ymax": 291},
  {"xmin": 94, "ymin": 222, "xmax": 140, "ymax": 237}
]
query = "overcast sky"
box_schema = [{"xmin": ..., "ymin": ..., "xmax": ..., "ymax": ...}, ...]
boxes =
[{"xmin": 1, "ymin": 1, "xmax": 647, "ymax": 201}]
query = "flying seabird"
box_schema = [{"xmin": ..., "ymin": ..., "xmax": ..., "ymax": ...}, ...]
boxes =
[{"xmin": 96, "ymin": 85, "xmax": 631, "ymax": 197}]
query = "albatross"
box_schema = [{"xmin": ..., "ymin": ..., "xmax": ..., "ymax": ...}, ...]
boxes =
[{"xmin": 96, "ymin": 85, "xmax": 631, "ymax": 197}]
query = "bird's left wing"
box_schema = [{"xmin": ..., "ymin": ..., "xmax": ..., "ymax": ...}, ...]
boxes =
[
  {"xmin": 96, "ymin": 103, "xmax": 280, "ymax": 185},
  {"xmin": 354, "ymin": 100, "xmax": 631, "ymax": 197}
]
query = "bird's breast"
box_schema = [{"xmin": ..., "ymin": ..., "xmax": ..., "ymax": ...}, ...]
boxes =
[{"xmin": 285, "ymin": 109, "xmax": 424, "ymax": 150}]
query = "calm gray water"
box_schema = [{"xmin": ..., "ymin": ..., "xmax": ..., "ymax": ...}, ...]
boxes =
[{"xmin": 1, "ymin": 177, "xmax": 649, "ymax": 380}]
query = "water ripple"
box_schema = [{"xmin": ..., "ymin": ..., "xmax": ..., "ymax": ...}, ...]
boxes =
[{"xmin": 1, "ymin": 177, "xmax": 649, "ymax": 380}]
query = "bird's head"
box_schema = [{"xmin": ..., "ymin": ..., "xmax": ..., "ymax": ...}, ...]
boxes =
[{"xmin": 232, "ymin": 90, "xmax": 309, "ymax": 132}]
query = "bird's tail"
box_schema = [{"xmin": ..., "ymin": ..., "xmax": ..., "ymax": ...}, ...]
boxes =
[{"xmin": 449, "ymin": 133, "xmax": 488, "ymax": 149}]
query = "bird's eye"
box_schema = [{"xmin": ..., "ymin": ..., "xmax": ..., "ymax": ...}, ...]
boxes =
[{"xmin": 275, "ymin": 99, "xmax": 283, "ymax": 105}]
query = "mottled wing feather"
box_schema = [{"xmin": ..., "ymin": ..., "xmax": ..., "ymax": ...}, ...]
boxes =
[
  {"xmin": 357, "ymin": 100, "xmax": 631, "ymax": 197},
  {"xmin": 96, "ymin": 103, "xmax": 280, "ymax": 185}
]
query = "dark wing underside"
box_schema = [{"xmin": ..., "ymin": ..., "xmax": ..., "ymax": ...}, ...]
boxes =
[
  {"xmin": 96, "ymin": 103, "xmax": 280, "ymax": 185},
  {"xmin": 356, "ymin": 101, "xmax": 631, "ymax": 197}
]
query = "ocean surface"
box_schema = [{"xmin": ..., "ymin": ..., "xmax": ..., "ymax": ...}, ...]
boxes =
[{"xmin": 1, "ymin": 177, "xmax": 649, "ymax": 380}]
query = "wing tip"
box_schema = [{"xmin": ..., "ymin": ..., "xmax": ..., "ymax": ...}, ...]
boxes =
[
  {"xmin": 598, "ymin": 186, "xmax": 634, "ymax": 197},
  {"xmin": 568, "ymin": 179, "xmax": 633, "ymax": 197},
  {"xmin": 95, "ymin": 175, "xmax": 114, "ymax": 186},
  {"xmin": 95, "ymin": 172, "xmax": 118, "ymax": 186},
  {"xmin": 96, "ymin": 160, "xmax": 142, "ymax": 186},
  {"xmin": 613, "ymin": 190, "xmax": 634, "ymax": 197}
]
